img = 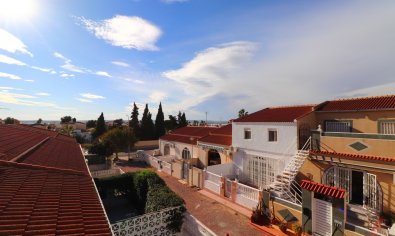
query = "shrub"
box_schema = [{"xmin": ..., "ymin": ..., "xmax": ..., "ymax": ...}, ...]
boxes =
[{"xmin": 145, "ymin": 186, "xmax": 184, "ymax": 213}]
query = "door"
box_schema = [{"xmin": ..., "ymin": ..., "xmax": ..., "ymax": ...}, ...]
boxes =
[
  {"xmin": 312, "ymin": 198, "xmax": 332, "ymax": 236},
  {"xmin": 351, "ymin": 171, "xmax": 364, "ymax": 205}
]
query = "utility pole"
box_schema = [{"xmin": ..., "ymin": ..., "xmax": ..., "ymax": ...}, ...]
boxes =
[{"xmin": 205, "ymin": 112, "xmax": 208, "ymax": 126}]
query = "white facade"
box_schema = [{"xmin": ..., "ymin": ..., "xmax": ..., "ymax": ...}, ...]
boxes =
[{"xmin": 232, "ymin": 121, "xmax": 299, "ymax": 189}]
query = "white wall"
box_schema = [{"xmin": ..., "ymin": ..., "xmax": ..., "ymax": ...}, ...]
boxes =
[{"xmin": 232, "ymin": 122, "xmax": 298, "ymax": 159}]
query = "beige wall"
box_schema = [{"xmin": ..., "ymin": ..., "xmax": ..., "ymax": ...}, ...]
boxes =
[
  {"xmin": 136, "ymin": 140, "xmax": 159, "ymax": 148},
  {"xmin": 271, "ymin": 200, "xmax": 302, "ymax": 227},
  {"xmin": 320, "ymin": 136, "xmax": 395, "ymax": 157},
  {"xmin": 316, "ymin": 110, "xmax": 395, "ymax": 133},
  {"xmin": 299, "ymin": 159, "xmax": 395, "ymax": 213},
  {"xmin": 172, "ymin": 161, "xmax": 183, "ymax": 179}
]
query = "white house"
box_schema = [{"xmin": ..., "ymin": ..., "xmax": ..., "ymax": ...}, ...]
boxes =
[{"xmin": 232, "ymin": 105, "xmax": 316, "ymax": 189}]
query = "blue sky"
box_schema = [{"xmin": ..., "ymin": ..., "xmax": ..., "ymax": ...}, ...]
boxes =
[{"xmin": 1, "ymin": 0, "xmax": 395, "ymax": 121}]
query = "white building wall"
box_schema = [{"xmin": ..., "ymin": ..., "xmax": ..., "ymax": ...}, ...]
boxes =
[{"xmin": 232, "ymin": 122, "xmax": 298, "ymax": 159}]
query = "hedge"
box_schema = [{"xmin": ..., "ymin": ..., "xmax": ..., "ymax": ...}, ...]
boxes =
[{"xmin": 94, "ymin": 170, "xmax": 185, "ymax": 232}]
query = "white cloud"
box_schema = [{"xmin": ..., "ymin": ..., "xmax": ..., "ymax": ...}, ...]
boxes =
[
  {"xmin": 112, "ymin": 61, "xmax": 130, "ymax": 67},
  {"xmin": 0, "ymin": 91, "xmax": 58, "ymax": 107},
  {"xmin": 31, "ymin": 66, "xmax": 56, "ymax": 74},
  {"xmin": 0, "ymin": 28, "xmax": 33, "ymax": 56},
  {"xmin": 80, "ymin": 93, "xmax": 105, "ymax": 99},
  {"xmin": 76, "ymin": 98, "xmax": 93, "ymax": 103},
  {"xmin": 0, "ymin": 72, "xmax": 22, "ymax": 80},
  {"xmin": 24, "ymin": 79, "xmax": 34, "ymax": 82},
  {"xmin": 149, "ymin": 91, "xmax": 166, "ymax": 103},
  {"xmin": 36, "ymin": 92, "xmax": 50, "ymax": 96},
  {"xmin": 124, "ymin": 78, "xmax": 144, "ymax": 84},
  {"xmin": 96, "ymin": 71, "xmax": 112, "ymax": 77},
  {"xmin": 77, "ymin": 15, "xmax": 162, "ymax": 51},
  {"xmin": 161, "ymin": 2, "xmax": 395, "ymax": 119},
  {"xmin": 54, "ymin": 52, "xmax": 87, "ymax": 73},
  {"xmin": 0, "ymin": 54, "xmax": 26, "ymax": 65},
  {"xmin": 60, "ymin": 73, "xmax": 75, "ymax": 78}
]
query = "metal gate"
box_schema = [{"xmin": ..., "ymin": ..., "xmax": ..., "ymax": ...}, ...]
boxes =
[
  {"xmin": 364, "ymin": 173, "xmax": 377, "ymax": 210},
  {"xmin": 225, "ymin": 178, "xmax": 232, "ymax": 198},
  {"xmin": 312, "ymin": 198, "xmax": 332, "ymax": 236}
]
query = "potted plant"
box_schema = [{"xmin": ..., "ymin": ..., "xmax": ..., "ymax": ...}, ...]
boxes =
[
  {"xmin": 251, "ymin": 200, "xmax": 271, "ymax": 226},
  {"xmin": 292, "ymin": 223, "xmax": 302, "ymax": 236}
]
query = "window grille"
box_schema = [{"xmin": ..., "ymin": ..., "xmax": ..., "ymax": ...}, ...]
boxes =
[
  {"xmin": 325, "ymin": 120, "xmax": 352, "ymax": 132},
  {"xmin": 379, "ymin": 120, "xmax": 395, "ymax": 134}
]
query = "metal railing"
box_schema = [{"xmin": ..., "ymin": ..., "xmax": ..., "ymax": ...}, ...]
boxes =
[{"xmin": 237, "ymin": 182, "xmax": 260, "ymax": 201}]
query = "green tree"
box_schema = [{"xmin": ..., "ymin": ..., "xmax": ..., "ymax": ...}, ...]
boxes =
[
  {"xmin": 36, "ymin": 118, "xmax": 43, "ymax": 124},
  {"xmin": 164, "ymin": 115, "xmax": 178, "ymax": 132},
  {"xmin": 4, "ymin": 117, "xmax": 17, "ymax": 124},
  {"xmin": 60, "ymin": 125, "xmax": 74, "ymax": 136},
  {"xmin": 101, "ymin": 127, "xmax": 137, "ymax": 159},
  {"xmin": 179, "ymin": 112, "xmax": 188, "ymax": 127},
  {"xmin": 113, "ymin": 118, "xmax": 124, "ymax": 128},
  {"xmin": 130, "ymin": 102, "xmax": 140, "ymax": 139},
  {"xmin": 60, "ymin": 116, "xmax": 73, "ymax": 123},
  {"xmin": 238, "ymin": 109, "xmax": 248, "ymax": 118},
  {"xmin": 154, "ymin": 102, "xmax": 166, "ymax": 139},
  {"xmin": 86, "ymin": 120, "xmax": 97, "ymax": 129},
  {"xmin": 140, "ymin": 104, "xmax": 155, "ymax": 140},
  {"xmin": 92, "ymin": 112, "xmax": 107, "ymax": 139}
]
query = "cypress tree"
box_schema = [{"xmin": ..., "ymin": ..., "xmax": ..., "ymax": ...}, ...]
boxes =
[
  {"xmin": 93, "ymin": 112, "xmax": 106, "ymax": 139},
  {"xmin": 130, "ymin": 102, "xmax": 140, "ymax": 139},
  {"xmin": 140, "ymin": 104, "xmax": 150, "ymax": 140},
  {"xmin": 155, "ymin": 102, "xmax": 166, "ymax": 139},
  {"xmin": 179, "ymin": 112, "xmax": 188, "ymax": 127}
]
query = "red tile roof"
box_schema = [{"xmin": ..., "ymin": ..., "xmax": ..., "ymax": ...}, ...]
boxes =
[
  {"xmin": 301, "ymin": 180, "xmax": 346, "ymax": 199},
  {"xmin": 234, "ymin": 105, "xmax": 315, "ymax": 123},
  {"xmin": 0, "ymin": 162, "xmax": 111, "ymax": 235},
  {"xmin": 198, "ymin": 124, "xmax": 232, "ymax": 146},
  {"xmin": 160, "ymin": 126, "xmax": 219, "ymax": 145},
  {"xmin": 0, "ymin": 124, "xmax": 112, "ymax": 235},
  {"xmin": 310, "ymin": 150, "xmax": 395, "ymax": 163},
  {"xmin": 317, "ymin": 95, "xmax": 395, "ymax": 112}
]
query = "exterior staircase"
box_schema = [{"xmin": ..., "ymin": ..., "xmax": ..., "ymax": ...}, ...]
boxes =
[{"xmin": 269, "ymin": 137, "xmax": 311, "ymax": 205}]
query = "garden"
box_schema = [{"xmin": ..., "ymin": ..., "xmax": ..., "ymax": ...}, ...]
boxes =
[{"xmin": 94, "ymin": 170, "xmax": 185, "ymax": 233}]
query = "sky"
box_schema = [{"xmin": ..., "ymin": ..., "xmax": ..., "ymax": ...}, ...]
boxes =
[{"xmin": 0, "ymin": 0, "xmax": 395, "ymax": 122}]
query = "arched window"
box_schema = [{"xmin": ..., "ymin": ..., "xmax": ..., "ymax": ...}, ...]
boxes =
[{"xmin": 182, "ymin": 148, "xmax": 191, "ymax": 160}]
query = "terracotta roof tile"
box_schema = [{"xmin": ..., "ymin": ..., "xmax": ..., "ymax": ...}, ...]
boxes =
[
  {"xmin": 301, "ymin": 180, "xmax": 346, "ymax": 199},
  {"xmin": 198, "ymin": 124, "xmax": 232, "ymax": 146},
  {"xmin": 317, "ymin": 94, "xmax": 395, "ymax": 111},
  {"xmin": 0, "ymin": 124, "xmax": 112, "ymax": 235},
  {"xmin": 160, "ymin": 126, "xmax": 219, "ymax": 145},
  {"xmin": 234, "ymin": 105, "xmax": 315, "ymax": 123},
  {"xmin": 310, "ymin": 150, "xmax": 395, "ymax": 163}
]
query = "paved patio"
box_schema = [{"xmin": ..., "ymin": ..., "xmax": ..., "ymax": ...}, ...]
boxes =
[{"xmin": 119, "ymin": 161, "xmax": 271, "ymax": 236}]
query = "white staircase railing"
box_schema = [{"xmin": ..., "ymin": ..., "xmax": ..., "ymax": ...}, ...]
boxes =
[{"xmin": 270, "ymin": 137, "xmax": 311, "ymax": 205}]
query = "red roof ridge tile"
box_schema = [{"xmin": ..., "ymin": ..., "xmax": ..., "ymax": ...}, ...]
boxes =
[
  {"xmin": 265, "ymin": 104, "xmax": 317, "ymax": 109},
  {"xmin": 329, "ymin": 94, "xmax": 395, "ymax": 102},
  {"xmin": 0, "ymin": 160, "xmax": 89, "ymax": 176},
  {"xmin": 309, "ymin": 150, "xmax": 395, "ymax": 163},
  {"xmin": 300, "ymin": 180, "xmax": 346, "ymax": 199}
]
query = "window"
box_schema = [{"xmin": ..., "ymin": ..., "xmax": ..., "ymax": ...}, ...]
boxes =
[
  {"xmin": 268, "ymin": 129, "xmax": 277, "ymax": 142},
  {"xmin": 379, "ymin": 120, "xmax": 395, "ymax": 134},
  {"xmin": 182, "ymin": 148, "xmax": 191, "ymax": 160},
  {"xmin": 325, "ymin": 120, "xmax": 352, "ymax": 132},
  {"xmin": 244, "ymin": 128, "xmax": 251, "ymax": 139}
]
